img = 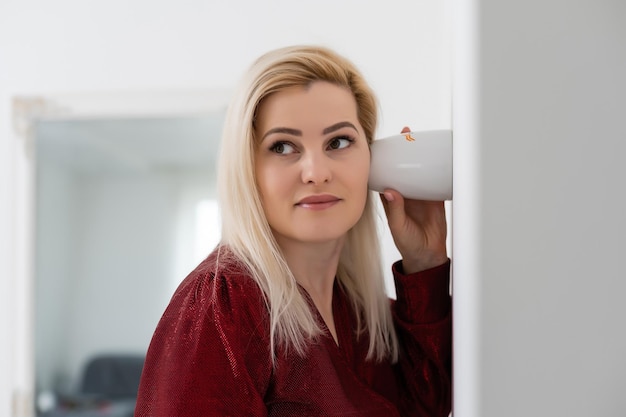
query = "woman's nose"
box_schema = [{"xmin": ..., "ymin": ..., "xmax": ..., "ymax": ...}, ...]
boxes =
[{"xmin": 300, "ymin": 151, "xmax": 332, "ymax": 184}]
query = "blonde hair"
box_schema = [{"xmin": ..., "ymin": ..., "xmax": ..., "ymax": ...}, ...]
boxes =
[{"xmin": 216, "ymin": 45, "xmax": 398, "ymax": 362}]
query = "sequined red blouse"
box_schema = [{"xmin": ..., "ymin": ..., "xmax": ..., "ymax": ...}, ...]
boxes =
[{"xmin": 135, "ymin": 250, "xmax": 451, "ymax": 417}]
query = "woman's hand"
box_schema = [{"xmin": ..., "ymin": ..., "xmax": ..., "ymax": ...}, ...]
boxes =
[{"xmin": 379, "ymin": 127, "xmax": 448, "ymax": 274}]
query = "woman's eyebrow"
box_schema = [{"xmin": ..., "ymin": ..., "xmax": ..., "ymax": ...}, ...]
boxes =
[
  {"xmin": 261, "ymin": 122, "xmax": 357, "ymax": 141},
  {"xmin": 261, "ymin": 127, "xmax": 302, "ymax": 141},
  {"xmin": 323, "ymin": 121, "xmax": 358, "ymax": 134}
]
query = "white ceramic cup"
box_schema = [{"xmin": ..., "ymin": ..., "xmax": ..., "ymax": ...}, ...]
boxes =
[{"xmin": 368, "ymin": 129, "xmax": 453, "ymax": 201}]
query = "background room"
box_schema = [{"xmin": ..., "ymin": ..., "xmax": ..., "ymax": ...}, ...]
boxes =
[{"xmin": 0, "ymin": 1, "xmax": 452, "ymax": 415}]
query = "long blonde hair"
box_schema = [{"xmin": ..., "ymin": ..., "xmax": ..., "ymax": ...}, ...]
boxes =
[{"xmin": 216, "ymin": 45, "xmax": 398, "ymax": 362}]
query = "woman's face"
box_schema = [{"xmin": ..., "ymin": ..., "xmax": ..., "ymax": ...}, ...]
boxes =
[{"xmin": 254, "ymin": 81, "xmax": 370, "ymax": 247}]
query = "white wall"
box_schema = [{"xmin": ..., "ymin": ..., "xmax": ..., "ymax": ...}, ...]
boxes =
[
  {"xmin": 1, "ymin": 1, "xmax": 451, "ymax": 415},
  {"xmin": 453, "ymin": 0, "xmax": 626, "ymax": 415}
]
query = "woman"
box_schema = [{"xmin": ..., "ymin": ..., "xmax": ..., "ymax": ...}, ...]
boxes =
[{"xmin": 135, "ymin": 45, "xmax": 451, "ymax": 417}]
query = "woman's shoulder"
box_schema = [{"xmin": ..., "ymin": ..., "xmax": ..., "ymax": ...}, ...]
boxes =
[
  {"xmin": 138, "ymin": 247, "xmax": 273, "ymax": 414},
  {"xmin": 164, "ymin": 246, "xmax": 268, "ymax": 329}
]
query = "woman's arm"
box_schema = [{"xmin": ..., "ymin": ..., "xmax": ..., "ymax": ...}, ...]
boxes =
[{"xmin": 392, "ymin": 260, "xmax": 452, "ymax": 417}]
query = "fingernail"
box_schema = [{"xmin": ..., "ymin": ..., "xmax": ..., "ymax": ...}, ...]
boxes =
[{"xmin": 383, "ymin": 192, "xmax": 394, "ymax": 202}]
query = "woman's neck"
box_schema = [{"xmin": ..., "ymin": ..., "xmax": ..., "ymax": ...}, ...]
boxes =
[
  {"xmin": 275, "ymin": 236, "xmax": 344, "ymax": 308},
  {"xmin": 276, "ymin": 236, "xmax": 344, "ymax": 345}
]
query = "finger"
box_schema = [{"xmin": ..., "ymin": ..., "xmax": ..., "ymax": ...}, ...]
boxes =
[{"xmin": 381, "ymin": 189, "xmax": 406, "ymax": 229}]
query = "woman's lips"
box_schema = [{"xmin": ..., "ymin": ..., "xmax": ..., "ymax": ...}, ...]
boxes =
[{"xmin": 296, "ymin": 194, "xmax": 341, "ymax": 210}]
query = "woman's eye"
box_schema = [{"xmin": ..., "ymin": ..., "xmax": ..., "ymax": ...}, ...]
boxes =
[
  {"xmin": 269, "ymin": 141, "xmax": 296, "ymax": 154},
  {"xmin": 328, "ymin": 136, "xmax": 354, "ymax": 150}
]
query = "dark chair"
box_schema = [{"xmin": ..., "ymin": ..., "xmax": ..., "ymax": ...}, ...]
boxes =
[
  {"xmin": 80, "ymin": 354, "xmax": 145, "ymax": 400},
  {"xmin": 40, "ymin": 353, "xmax": 145, "ymax": 417}
]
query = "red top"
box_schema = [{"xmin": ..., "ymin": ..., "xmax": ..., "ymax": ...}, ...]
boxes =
[{"xmin": 135, "ymin": 250, "xmax": 451, "ymax": 417}]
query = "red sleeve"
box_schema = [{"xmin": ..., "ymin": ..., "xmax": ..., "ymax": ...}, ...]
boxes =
[
  {"xmin": 391, "ymin": 259, "xmax": 452, "ymax": 417},
  {"xmin": 134, "ymin": 267, "xmax": 272, "ymax": 417}
]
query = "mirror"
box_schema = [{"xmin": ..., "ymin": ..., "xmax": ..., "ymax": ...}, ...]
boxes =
[{"xmin": 33, "ymin": 111, "xmax": 225, "ymax": 414}]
